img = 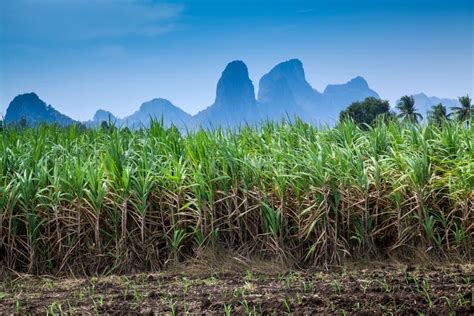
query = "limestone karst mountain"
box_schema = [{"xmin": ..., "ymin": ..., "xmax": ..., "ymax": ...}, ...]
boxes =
[
  {"xmin": 257, "ymin": 59, "xmax": 380, "ymax": 124},
  {"xmin": 93, "ymin": 109, "xmax": 117, "ymax": 123},
  {"xmin": 5, "ymin": 59, "xmax": 459, "ymax": 129},
  {"xmin": 257, "ymin": 59, "xmax": 322, "ymax": 122},
  {"xmin": 321, "ymin": 76, "xmax": 380, "ymax": 122},
  {"xmin": 4, "ymin": 92, "xmax": 76, "ymax": 126},
  {"xmin": 121, "ymin": 98, "xmax": 192, "ymax": 129},
  {"xmin": 194, "ymin": 60, "xmax": 257, "ymax": 127},
  {"xmin": 82, "ymin": 109, "xmax": 118, "ymax": 127}
]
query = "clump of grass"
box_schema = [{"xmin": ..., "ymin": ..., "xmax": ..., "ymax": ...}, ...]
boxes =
[{"xmin": 0, "ymin": 119, "xmax": 472, "ymax": 274}]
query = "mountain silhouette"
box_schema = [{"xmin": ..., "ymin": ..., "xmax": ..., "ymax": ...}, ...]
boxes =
[
  {"xmin": 405, "ymin": 93, "xmax": 460, "ymax": 119},
  {"xmin": 321, "ymin": 76, "xmax": 380, "ymax": 122},
  {"xmin": 93, "ymin": 109, "xmax": 117, "ymax": 123},
  {"xmin": 121, "ymin": 98, "xmax": 192, "ymax": 129},
  {"xmin": 258, "ymin": 59, "xmax": 379, "ymax": 124},
  {"xmin": 4, "ymin": 92, "xmax": 76, "ymax": 126},
  {"xmin": 4, "ymin": 59, "xmax": 459, "ymax": 129},
  {"xmin": 82, "ymin": 109, "xmax": 117, "ymax": 128},
  {"xmin": 194, "ymin": 60, "xmax": 257, "ymax": 127},
  {"xmin": 258, "ymin": 59, "xmax": 322, "ymax": 122}
]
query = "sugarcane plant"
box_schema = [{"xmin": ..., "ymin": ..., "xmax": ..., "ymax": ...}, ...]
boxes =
[{"xmin": 0, "ymin": 118, "xmax": 472, "ymax": 274}]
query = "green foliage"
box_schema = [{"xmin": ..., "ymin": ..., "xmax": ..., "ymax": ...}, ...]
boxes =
[
  {"xmin": 428, "ymin": 103, "xmax": 449, "ymax": 127},
  {"xmin": 0, "ymin": 119, "xmax": 472, "ymax": 274},
  {"xmin": 451, "ymin": 94, "xmax": 473, "ymax": 125},
  {"xmin": 100, "ymin": 120, "xmax": 109, "ymax": 130},
  {"xmin": 397, "ymin": 95, "xmax": 423, "ymax": 123},
  {"xmin": 339, "ymin": 97, "xmax": 392, "ymax": 128}
]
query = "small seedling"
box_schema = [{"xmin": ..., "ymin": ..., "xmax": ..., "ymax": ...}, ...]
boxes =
[
  {"xmin": 223, "ymin": 303, "xmax": 232, "ymax": 316},
  {"xmin": 79, "ymin": 288, "xmax": 85, "ymax": 302},
  {"xmin": 182, "ymin": 277, "xmax": 190, "ymax": 295},
  {"xmin": 331, "ymin": 280, "xmax": 342, "ymax": 295},
  {"xmin": 241, "ymin": 300, "xmax": 251, "ymax": 315},
  {"xmin": 360, "ymin": 280, "xmax": 371, "ymax": 294},
  {"xmin": 244, "ymin": 271, "xmax": 253, "ymax": 282},
  {"xmin": 380, "ymin": 278, "xmax": 392, "ymax": 293},
  {"xmin": 440, "ymin": 296, "xmax": 452, "ymax": 310},
  {"xmin": 302, "ymin": 281, "xmax": 313, "ymax": 293},
  {"xmin": 456, "ymin": 293, "xmax": 468, "ymax": 306},
  {"xmin": 46, "ymin": 301, "xmax": 63, "ymax": 316},
  {"xmin": 232, "ymin": 287, "xmax": 246, "ymax": 298},
  {"xmin": 282, "ymin": 297, "xmax": 291, "ymax": 313},
  {"xmin": 15, "ymin": 299, "xmax": 21, "ymax": 313},
  {"xmin": 67, "ymin": 300, "xmax": 75, "ymax": 314},
  {"xmin": 133, "ymin": 285, "xmax": 141, "ymax": 304}
]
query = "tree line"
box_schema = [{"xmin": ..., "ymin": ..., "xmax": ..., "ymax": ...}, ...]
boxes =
[{"xmin": 339, "ymin": 94, "xmax": 473, "ymax": 128}]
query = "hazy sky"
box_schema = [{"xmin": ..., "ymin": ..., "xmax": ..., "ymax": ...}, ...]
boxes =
[{"xmin": 1, "ymin": 0, "xmax": 473, "ymax": 120}]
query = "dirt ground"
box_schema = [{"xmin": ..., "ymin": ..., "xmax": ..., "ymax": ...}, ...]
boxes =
[{"xmin": 0, "ymin": 263, "xmax": 472, "ymax": 314}]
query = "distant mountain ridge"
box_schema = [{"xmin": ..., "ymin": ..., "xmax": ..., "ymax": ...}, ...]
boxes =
[
  {"xmin": 407, "ymin": 93, "xmax": 460, "ymax": 119},
  {"xmin": 4, "ymin": 59, "xmax": 459, "ymax": 128},
  {"xmin": 122, "ymin": 98, "xmax": 192, "ymax": 129},
  {"xmin": 258, "ymin": 59, "xmax": 379, "ymax": 124},
  {"xmin": 4, "ymin": 92, "xmax": 76, "ymax": 126}
]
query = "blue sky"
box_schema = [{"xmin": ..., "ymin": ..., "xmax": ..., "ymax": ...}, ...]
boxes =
[{"xmin": 1, "ymin": 0, "xmax": 472, "ymax": 120}]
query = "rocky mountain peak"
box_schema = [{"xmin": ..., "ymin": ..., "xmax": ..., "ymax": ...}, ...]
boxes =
[
  {"xmin": 346, "ymin": 76, "xmax": 369, "ymax": 89},
  {"xmin": 139, "ymin": 98, "xmax": 174, "ymax": 113},
  {"xmin": 93, "ymin": 109, "xmax": 116, "ymax": 122},
  {"xmin": 263, "ymin": 59, "xmax": 305, "ymax": 82},
  {"xmin": 4, "ymin": 92, "xmax": 75, "ymax": 126},
  {"xmin": 214, "ymin": 60, "xmax": 256, "ymax": 107},
  {"xmin": 258, "ymin": 59, "xmax": 315, "ymax": 102}
]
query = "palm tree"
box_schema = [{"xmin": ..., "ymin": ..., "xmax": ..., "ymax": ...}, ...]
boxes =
[
  {"xmin": 428, "ymin": 103, "xmax": 449, "ymax": 127},
  {"xmin": 396, "ymin": 95, "xmax": 423, "ymax": 123},
  {"xmin": 450, "ymin": 95, "xmax": 473, "ymax": 126}
]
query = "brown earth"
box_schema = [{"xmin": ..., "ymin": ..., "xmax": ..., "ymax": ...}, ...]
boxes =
[{"xmin": 0, "ymin": 263, "xmax": 472, "ymax": 315}]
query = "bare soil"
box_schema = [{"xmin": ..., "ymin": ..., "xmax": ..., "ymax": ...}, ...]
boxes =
[{"xmin": 0, "ymin": 263, "xmax": 472, "ymax": 314}]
